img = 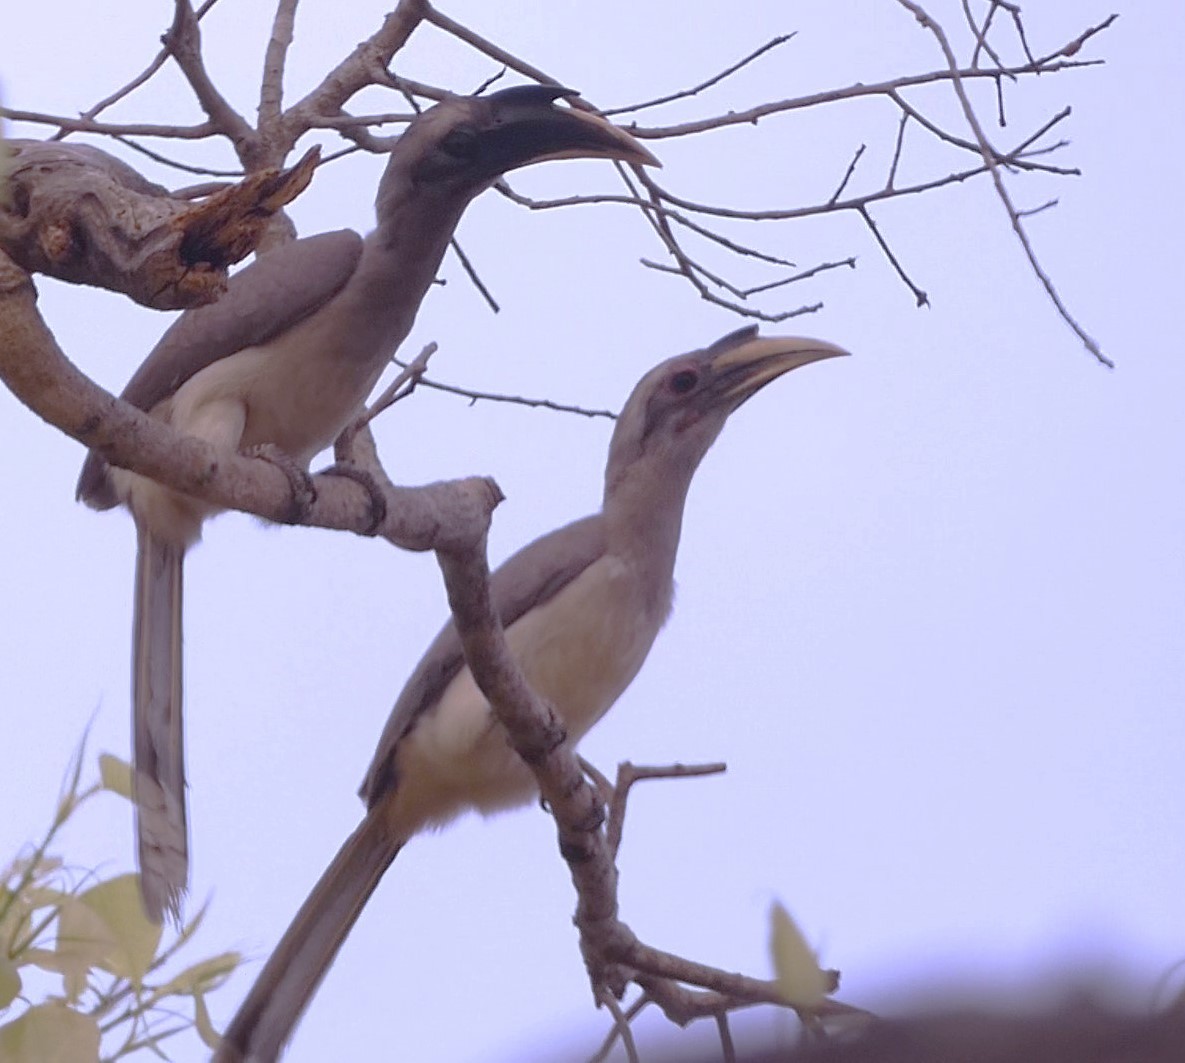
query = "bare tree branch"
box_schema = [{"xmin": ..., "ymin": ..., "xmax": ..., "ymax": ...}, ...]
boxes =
[
  {"xmin": 5, "ymin": 3, "xmax": 1116, "ymax": 338},
  {"xmin": 963, "ymin": 0, "xmax": 1008, "ymax": 73},
  {"xmin": 163, "ymin": 0, "xmax": 260, "ymax": 165},
  {"xmin": 0, "ymin": 5, "xmax": 1127, "ymax": 1056},
  {"xmin": 716, "ymin": 1010, "xmax": 738, "ymax": 1063},
  {"xmin": 739, "ymin": 259, "xmax": 856, "ymax": 299},
  {"xmin": 447, "ymin": 237, "xmax": 500, "ymax": 313},
  {"xmin": 604, "ymin": 762, "xmax": 727, "ymax": 859},
  {"xmin": 434, "ymin": 538, "xmax": 860, "ymax": 1048},
  {"xmin": 259, "ymin": 0, "xmax": 300, "ymax": 150},
  {"xmin": 893, "ymin": 0, "xmax": 1110, "ymax": 365},
  {"xmin": 51, "ymin": 0, "xmax": 226, "ymax": 140},
  {"xmin": 830, "ymin": 144, "xmax": 867, "ymax": 204},
  {"xmin": 356, "ymin": 341, "xmax": 439, "ymax": 429},
  {"xmin": 586, "ymin": 995, "xmax": 650, "ymax": 1063},
  {"xmin": 281, "ymin": 0, "xmax": 428, "ymax": 143},
  {"xmin": 625, "ymin": 59, "xmax": 1102, "ymax": 141},
  {"xmin": 305, "ymin": 110, "xmax": 417, "ymax": 131},
  {"xmin": 0, "ymin": 141, "xmax": 313, "ymax": 307},
  {"xmin": 110, "ymin": 135, "xmax": 245, "ymax": 179},
  {"xmin": 0, "ymin": 257, "xmax": 502, "ymax": 554},
  {"xmin": 421, "ymin": 3, "xmax": 561, "ymax": 87},
  {"xmin": 392, "ymin": 358, "xmax": 618, "ymax": 419},
  {"xmin": 1034, "ymin": 13, "xmax": 1118, "ymax": 66},
  {"xmin": 0, "ymin": 110, "xmax": 218, "ymax": 140},
  {"xmin": 602, "ymin": 34, "xmax": 797, "ymax": 118},
  {"xmin": 597, "ymin": 989, "xmax": 642, "ymax": 1063}
]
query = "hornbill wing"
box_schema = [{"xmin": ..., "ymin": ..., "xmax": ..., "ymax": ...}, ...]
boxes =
[
  {"xmin": 76, "ymin": 229, "xmax": 363, "ymax": 508},
  {"xmin": 359, "ymin": 514, "xmax": 608, "ymax": 806}
]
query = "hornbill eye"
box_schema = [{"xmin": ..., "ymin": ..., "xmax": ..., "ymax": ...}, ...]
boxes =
[
  {"xmin": 440, "ymin": 128, "xmax": 478, "ymax": 160},
  {"xmin": 669, "ymin": 369, "xmax": 699, "ymax": 394}
]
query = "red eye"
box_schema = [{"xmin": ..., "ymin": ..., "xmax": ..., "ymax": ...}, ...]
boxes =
[{"xmin": 670, "ymin": 369, "xmax": 698, "ymax": 394}]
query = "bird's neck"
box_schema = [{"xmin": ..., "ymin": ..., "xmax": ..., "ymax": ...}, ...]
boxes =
[
  {"xmin": 602, "ymin": 462, "xmax": 694, "ymax": 616},
  {"xmin": 344, "ymin": 183, "xmax": 470, "ymax": 351}
]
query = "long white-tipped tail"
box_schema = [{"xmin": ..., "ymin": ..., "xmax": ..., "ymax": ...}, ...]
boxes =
[
  {"xmin": 215, "ymin": 813, "xmax": 404, "ymax": 1062},
  {"xmin": 132, "ymin": 522, "xmax": 188, "ymax": 923}
]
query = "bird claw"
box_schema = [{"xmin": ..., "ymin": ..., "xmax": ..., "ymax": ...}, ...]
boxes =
[
  {"xmin": 316, "ymin": 462, "xmax": 388, "ymax": 535},
  {"xmin": 247, "ymin": 443, "xmax": 316, "ymax": 524}
]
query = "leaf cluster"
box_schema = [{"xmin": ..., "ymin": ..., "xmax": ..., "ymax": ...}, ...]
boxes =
[{"xmin": 0, "ymin": 746, "xmax": 239, "ymax": 1062}]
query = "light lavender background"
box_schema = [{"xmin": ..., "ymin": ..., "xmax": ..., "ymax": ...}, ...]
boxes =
[{"xmin": 2, "ymin": 3, "xmax": 1181, "ymax": 1061}]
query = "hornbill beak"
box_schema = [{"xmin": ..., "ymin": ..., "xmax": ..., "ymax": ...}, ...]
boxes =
[
  {"xmin": 704, "ymin": 326, "xmax": 850, "ymax": 411},
  {"xmin": 476, "ymin": 85, "xmax": 660, "ymax": 172}
]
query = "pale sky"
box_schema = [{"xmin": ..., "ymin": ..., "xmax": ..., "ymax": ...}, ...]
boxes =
[{"xmin": 2, "ymin": 3, "xmax": 1182, "ymax": 1061}]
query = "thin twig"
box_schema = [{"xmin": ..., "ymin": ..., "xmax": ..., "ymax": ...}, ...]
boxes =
[
  {"xmin": 358, "ymin": 341, "xmax": 439, "ymax": 428},
  {"xmin": 1015, "ymin": 198, "xmax": 1058, "ymax": 219},
  {"xmin": 894, "ymin": 0, "xmax": 1109, "ymax": 364},
  {"xmin": 1007, "ymin": 3, "xmax": 1038, "ymax": 65},
  {"xmin": 282, "ymin": 0, "xmax": 428, "ymax": 135},
  {"xmin": 0, "ymin": 109, "xmax": 217, "ymax": 139},
  {"xmin": 739, "ymin": 259, "xmax": 856, "ymax": 298},
  {"xmin": 497, "ymin": 181, "xmax": 798, "ymax": 269},
  {"xmin": 308, "ymin": 110, "xmax": 418, "ymax": 130},
  {"xmin": 471, "ymin": 68, "xmax": 509, "ymax": 97},
  {"xmin": 421, "ymin": 3, "xmax": 560, "ymax": 87},
  {"xmin": 318, "ymin": 142, "xmax": 365, "ymax": 166},
  {"xmin": 587, "ymin": 996, "xmax": 650, "ymax": 1063},
  {"xmin": 716, "ymin": 1010, "xmax": 738, "ymax": 1063},
  {"xmin": 597, "ymin": 989, "xmax": 641, "ymax": 1063},
  {"xmin": 393, "ymin": 362, "xmax": 617, "ymax": 420},
  {"xmin": 602, "ymin": 34, "xmax": 796, "ymax": 117},
  {"xmin": 372, "ymin": 72, "xmax": 451, "ymax": 103},
  {"xmin": 1034, "ymin": 13, "xmax": 1119, "ymax": 66},
  {"xmin": 1011, "ymin": 106, "xmax": 1073, "ymax": 156},
  {"xmin": 331, "ymin": 113, "xmax": 402, "ymax": 153},
  {"xmin": 859, "ymin": 206, "xmax": 927, "ymax": 307},
  {"xmin": 51, "ymin": 0, "xmax": 225, "ymax": 140},
  {"xmin": 829, "ymin": 144, "xmax": 866, "ymax": 205},
  {"xmin": 447, "ymin": 238, "xmax": 500, "ymax": 313},
  {"xmin": 886, "ymin": 113, "xmax": 908, "ymax": 190},
  {"xmin": 579, "ymin": 757, "xmax": 616, "ymax": 809},
  {"xmin": 606, "ymin": 761, "xmax": 727, "ymax": 858},
  {"xmin": 163, "ymin": 0, "xmax": 260, "ymax": 165},
  {"xmin": 110, "ymin": 135, "xmax": 244, "ymax": 178},
  {"xmin": 963, "ymin": 0, "xmax": 1007, "ymax": 73},
  {"xmin": 627, "ymin": 59, "xmax": 1103, "ymax": 140}
]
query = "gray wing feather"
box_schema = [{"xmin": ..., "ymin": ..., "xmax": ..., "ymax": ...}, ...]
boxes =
[
  {"xmin": 360, "ymin": 513, "xmax": 607, "ymax": 806},
  {"xmin": 76, "ymin": 229, "xmax": 364, "ymax": 507}
]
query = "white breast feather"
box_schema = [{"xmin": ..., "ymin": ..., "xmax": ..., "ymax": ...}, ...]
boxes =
[{"xmin": 392, "ymin": 555, "xmax": 665, "ymax": 831}]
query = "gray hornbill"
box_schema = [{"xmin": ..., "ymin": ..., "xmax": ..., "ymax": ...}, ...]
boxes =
[
  {"xmin": 214, "ymin": 326, "xmax": 848, "ymax": 1063},
  {"xmin": 74, "ymin": 86, "xmax": 657, "ymax": 924}
]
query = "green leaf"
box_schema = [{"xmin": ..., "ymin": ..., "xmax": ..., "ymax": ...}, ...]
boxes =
[
  {"xmin": 69, "ymin": 876, "xmax": 162, "ymax": 986},
  {"xmin": 54, "ymin": 897, "xmax": 112, "ymax": 1002},
  {"xmin": 192, "ymin": 990, "xmax": 221, "ymax": 1051},
  {"xmin": 0, "ymin": 1002, "xmax": 101, "ymax": 1062},
  {"xmin": 0, "ymin": 957, "xmax": 20, "ymax": 1010},
  {"xmin": 20, "ymin": 948, "xmax": 69, "ymax": 976},
  {"xmin": 158, "ymin": 951, "xmax": 241, "ymax": 996},
  {"xmin": 97, "ymin": 756, "xmax": 134, "ymax": 802},
  {"xmin": 769, "ymin": 900, "xmax": 831, "ymax": 1009}
]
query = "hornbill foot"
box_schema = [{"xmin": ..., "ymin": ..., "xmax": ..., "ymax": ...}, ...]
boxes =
[
  {"xmin": 316, "ymin": 463, "xmax": 388, "ymax": 535},
  {"xmin": 247, "ymin": 443, "xmax": 315, "ymax": 524}
]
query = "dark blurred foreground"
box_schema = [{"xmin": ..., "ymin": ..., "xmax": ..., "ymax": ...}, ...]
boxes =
[{"xmin": 652, "ymin": 1000, "xmax": 1185, "ymax": 1063}]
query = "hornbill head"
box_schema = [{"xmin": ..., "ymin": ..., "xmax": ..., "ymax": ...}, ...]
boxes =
[
  {"xmin": 605, "ymin": 326, "xmax": 850, "ymax": 497},
  {"xmin": 383, "ymin": 85, "xmax": 658, "ymax": 199}
]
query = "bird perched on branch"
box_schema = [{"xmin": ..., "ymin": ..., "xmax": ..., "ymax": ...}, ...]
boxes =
[
  {"xmin": 215, "ymin": 325, "xmax": 848, "ymax": 1063},
  {"xmin": 74, "ymin": 85, "xmax": 657, "ymax": 925}
]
